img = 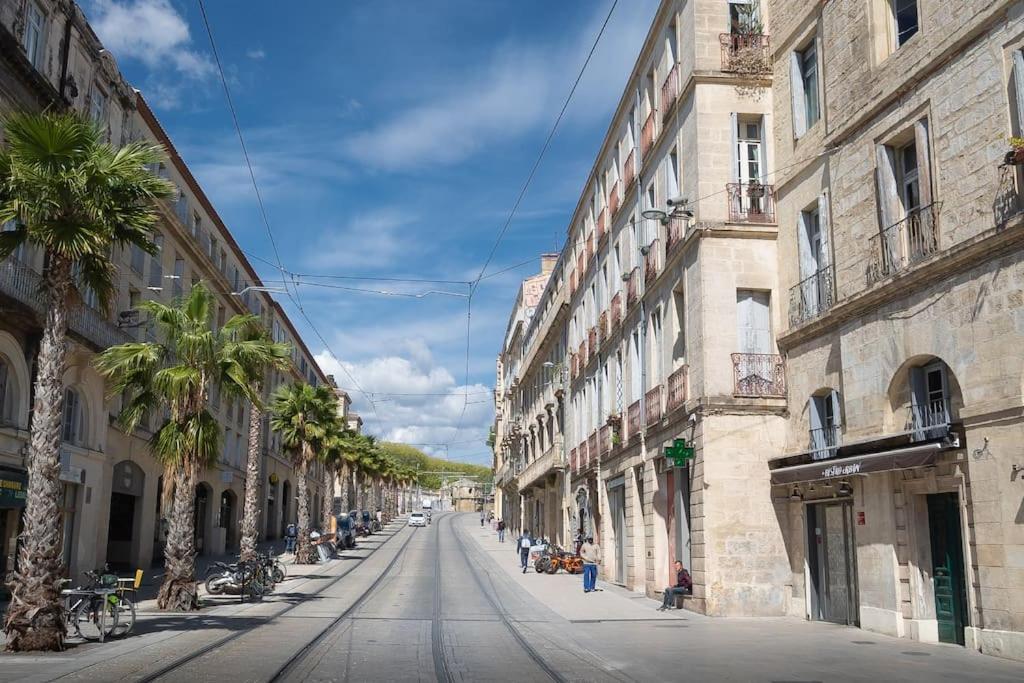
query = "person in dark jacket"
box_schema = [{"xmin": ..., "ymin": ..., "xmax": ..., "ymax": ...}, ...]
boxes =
[
  {"xmin": 658, "ymin": 560, "xmax": 692, "ymax": 610},
  {"xmin": 518, "ymin": 530, "xmax": 532, "ymax": 572},
  {"xmin": 497, "ymin": 519, "xmax": 506, "ymax": 542}
]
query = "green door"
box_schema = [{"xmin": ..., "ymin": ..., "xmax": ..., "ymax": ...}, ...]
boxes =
[{"xmin": 927, "ymin": 493, "xmax": 967, "ymax": 645}]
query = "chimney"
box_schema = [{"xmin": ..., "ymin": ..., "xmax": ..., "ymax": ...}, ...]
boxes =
[{"xmin": 540, "ymin": 253, "xmax": 558, "ymax": 276}]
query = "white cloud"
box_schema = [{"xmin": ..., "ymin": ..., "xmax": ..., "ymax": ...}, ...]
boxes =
[
  {"xmin": 89, "ymin": 0, "xmax": 214, "ymax": 79},
  {"xmin": 246, "ymin": 48, "xmax": 266, "ymax": 60},
  {"xmin": 303, "ymin": 209, "xmax": 418, "ymax": 270}
]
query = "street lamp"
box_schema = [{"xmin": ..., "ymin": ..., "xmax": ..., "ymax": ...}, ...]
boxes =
[{"xmin": 232, "ymin": 285, "xmax": 288, "ymax": 296}]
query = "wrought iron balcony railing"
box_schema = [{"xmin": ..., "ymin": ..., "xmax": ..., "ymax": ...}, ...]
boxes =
[
  {"xmin": 608, "ymin": 181, "xmax": 621, "ymax": 217},
  {"xmin": 626, "ymin": 267, "xmax": 640, "ymax": 308},
  {"xmin": 587, "ymin": 431, "xmax": 598, "ymax": 465},
  {"xmin": 627, "ymin": 399, "xmax": 642, "ymax": 441},
  {"xmin": 732, "ymin": 353, "xmax": 786, "ymax": 398},
  {"xmin": 645, "ymin": 385, "xmax": 663, "ymax": 427},
  {"xmin": 789, "ymin": 265, "xmax": 835, "ymax": 327},
  {"xmin": 727, "ymin": 182, "xmax": 776, "ymax": 223},
  {"xmin": 598, "ymin": 425, "xmax": 611, "ymax": 456},
  {"xmin": 719, "ymin": 33, "xmax": 771, "ymax": 74},
  {"xmin": 809, "ymin": 425, "xmax": 840, "ymax": 461},
  {"xmin": 866, "ymin": 203, "xmax": 941, "ymax": 285},
  {"xmin": 570, "ymin": 447, "xmax": 578, "ymax": 473},
  {"xmin": 906, "ymin": 397, "xmax": 952, "ymax": 442},
  {"xmin": 641, "ymin": 109, "xmax": 657, "ymax": 159},
  {"xmin": 665, "ymin": 216, "xmax": 686, "ymax": 256},
  {"xmin": 597, "ymin": 207, "xmax": 608, "ymax": 243},
  {"xmin": 644, "ymin": 240, "xmax": 661, "ymax": 286},
  {"xmin": 665, "ymin": 365, "xmax": 688, "ymax": 413},
  {"xmin": 610, "ymin": 292, "xmax": 622, "ymax": 329},
  {"xmin": 623, "ymin": 149, "xmax": 636, "ymax": 192},
  {"xmin": 661, "ymin": 63, "xmax": 679, "ymax": 119}
]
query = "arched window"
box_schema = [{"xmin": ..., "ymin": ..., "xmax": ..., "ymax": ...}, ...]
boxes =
[
  {"xmin": 0, "ymin": 356, "xmax": 15, "ymax": 425},
  {"xmin": 62, "ymin": 388, "xmax": 85, "ymax": 445}
]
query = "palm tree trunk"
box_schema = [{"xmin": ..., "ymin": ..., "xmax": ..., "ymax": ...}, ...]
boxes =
[
  {"xmin": 294, "ymin": 448, "xmax": 316, "ymax": 564},
  {"xmin": 340, "ymin": 463, "xmax": 350, "ymax": 512},
  {"xmin": 239, "ymin": 402, "xmax": 263, "ymax": 562},
  {"xmin": 321, "ymin": 464, "xmax": 334, "ymax": 533},
  {"xmin": 4, "ymin": 259, "xmax": 72, "ymax": 651},
  {"xmin": 157, "ymin": 464, "xmax": 200, "ymax": 611}
]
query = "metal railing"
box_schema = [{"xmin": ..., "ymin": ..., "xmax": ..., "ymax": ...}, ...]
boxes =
[
  {"xmin": 866, "ymin": 203, "xmax": 941, "ymax": 285},
  {"xmin": 727, "ymin": 182, "xmax": 776, "ymax": 223},
  {"xmin": 645, "ymin": 385, "xmax": 663, "ymax": 427},
  {"xmin": 719, "ymin": 33, "xmax": 771, "ymax": 73},
  {"xmin": 666, "ymin": 216, "xmax": 686, "ymax": 256},
  {"xmin": 731, "ymin": 353, "xmax": 786, "ymax": 397},
  {"xmin": 641, "ymin": 109, "xmax": 657, "ymax": 159},
  {"xmin": 789, "ymin": 265, "xmax": 835, "ymax": 327},
  {"xmin": 626, "ymin": 267, "xmax": 640, "ymax": 308},
  {"xmin": 587, "ymin": 431, "xmax": 598, "ymax": 466},
  {"xmin": 906, "ymin": 397, "xmax": 951, "ymax": 442},
  {"xmin": 588, "ymin": 326, "xmax": 597, "ymax": 355},
  {"xmin": 598, "ymin": 425, "xmax": 611, "ymax": 456},
  {"xmin": 644, "ymin": 240, "xmax": 661, "ymax": 286},
  {"xmin": 661, "ymin": 63, "xmax": 679, "ymax": 119},
  {"xmin": 597, "ymin": 207, "xmax": 608, "ymax": 243},
  {"xmin": 570, "ymin": 447, "xmax": 578, "ymax": 473},
  {"xmin": 809, "ymin": 425, "xmax": 840, "ymax": 461},
  {"xmin": 666, "ymin": 365, "xmax": 688, "ymax": 412},
  {"xmin": 627, "ymin": 400, "xmax": 642, "ymax": 441},
  {"xmin": 578, "ymin": 340, "xmax": 587, "ymax": 368},
  {"xmin": 598, "ymin": 311, "xmax": 608, "ymax": 344},
  {"xmin": 610, "ymin": 292, "xmax": 622, "ymax": 329},
  {"xmin": 623, "ymin": 150, "xmax": 636, "ymax": 192}
]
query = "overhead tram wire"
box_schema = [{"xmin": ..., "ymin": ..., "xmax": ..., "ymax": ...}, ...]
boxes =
[
  {"xmin": 445, "ymin": 0, "xmax": 619, "ymax": 452},
  {"xmin": 197, "ymin": 0, "xmax": 384, "ymax": 431}
]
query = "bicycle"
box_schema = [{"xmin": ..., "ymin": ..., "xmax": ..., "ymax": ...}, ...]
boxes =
[
  {"xmin": 110, "ymin": 569, "xmax": 142, "ymax": 637},
  {"xmin": 61, "ymin": 571, "xmax": 119, "ymax": 642}
]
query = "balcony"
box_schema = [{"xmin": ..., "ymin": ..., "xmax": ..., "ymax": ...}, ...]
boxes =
[
  {"xmin": 576, "ymin": 251, "xmax": 586, "ymax": 281},
  {"xmin": 570, "ymin": 352, "xmax": 579, "ymax": 380},
  {"xmin": 645, "ymin": 385, "xmax": 663, "ymax": 427},
  {"xmin": 727, "ymin": 182, "xmax": 776, "ymax": 223},
  {"xmin": 578, "ymin": 340, "xmax": 587, "ymax": 368},
  {"xmin": 866, "ymin": 203, "xmax": 941, "ymax": 285},
  {"xmin": 809, "ymin": 425, "xmax": 840, "ymax": 461},
  {"xmin": 660, "ymin": 63, "xmax": 679, "ymax": 120},
  {"xmin": 906, "ymin": 397, "xmax": 952, "ymax": 443},
  {"xmin": 623, "ymin": 150, "xmax": 636, "ymax": 192},
  {"xmin": 570, "ymin": 447, "xmax": 578, "ymax": 473},
  {"xmin": 641, "ymin": 109, "xmax": 657, "ymax": 159},
  {"xmin": 644, "ymin": 240, "xmax": 661, "ymax": 286},
  {"xmin": 587, "ymin": 431, "xmax": 598, "ymax": 465},
  {"xmin": 732, "ymin": 353, "xmax": 786, "ymax": 398},
  {"xmin": 588, "ymin": 326, "xmax": 597, "ymax": 354},
  {"xmin": 0, "ymin": 257, "xmax": 131, "ymax": 351},
  {"xmin": 599, "ymin": 425, "xmax": 612, "ymax": 456},
  {"xmin": 610, "ymin": 292, "xmax": 622, "ymax": 329},
  {"xmin": 719, "ymin": 33, "xmax": 771, "ymax": 74},
  {"xmin": 579, "ymin": 438, "xmax": 589, "ymax": 471},
  {"xmin": 665, "ymin": 216, "xmax": 686, "ymax": 256},
  {"xmin": 608, "ymin": 181, "xmax": 621, "ymax": 217},
  {"xmin": 665, "ymin": 365, "xmax": 688, "ymax": 413},
  {"xmin": 789, "ymin": 265, "xmax": 835, "ymax": 327},
  {"xmin": 598, "ymin": 311, "xmax": 608, "ymax": 344},
  {"xmin": 627, "ymin": 399, "xmax": 642, "ymax": 441},
  {"xmin": 597, "ymin": 207, "xmax": 608, "ymax": 244},
  {"xmin": 518, "ymin": 442, "xmax": 565, "ymax": 490},
  {"xmin": 626, "ymin": 267, "xmax": 640, "ymax": 308},
  {"xmin": 586, "ymin": 233, "xmax": 595, "ymax": 259}
]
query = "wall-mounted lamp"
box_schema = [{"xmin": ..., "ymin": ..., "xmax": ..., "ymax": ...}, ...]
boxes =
[
  {"xmin": 837, "ymin": 480, "xmax": 853, "ymax": 497},
  {"xmin": 790, "ymin": 486, "xmax": 804, "ymax": 502}
]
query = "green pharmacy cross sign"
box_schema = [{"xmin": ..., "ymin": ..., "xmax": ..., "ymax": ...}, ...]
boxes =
[{"xmin": 665, "ymin": 439, "xmax": 695, "ymax": 467}]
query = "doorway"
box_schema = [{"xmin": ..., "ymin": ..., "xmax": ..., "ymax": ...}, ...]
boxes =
[
  {"xmin": 194, "ymin": 483, "xmax": 211, "ymax": 555},
  {"xmin": 806, "ymin": 501, "xmax": 858, "ymax": 625},
  {"xmin": 927, "ymin": 493, "xmax": 967, "ymax": 645},
  {"xmin": 108, "ymin": 461, "xmax": 144, "ymax": 571},
  {"xmin": 607, "ymin": 479, "xmax": 626, "ymax": 585}
]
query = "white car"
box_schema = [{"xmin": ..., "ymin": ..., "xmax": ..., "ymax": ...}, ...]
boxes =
[{"xmin": 408, "ymin": 512, "xmax": 426, "ymax": 527}]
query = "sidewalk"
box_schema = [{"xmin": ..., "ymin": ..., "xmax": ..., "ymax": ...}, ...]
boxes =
[{"xmin": 465, "ymin": 520, "xmax": 692, "ymax": 623}]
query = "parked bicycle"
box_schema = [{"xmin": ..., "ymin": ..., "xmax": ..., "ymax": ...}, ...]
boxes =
[{"xmin": 61, "ymin": 568, "xmax": 135, "ymax": 642}]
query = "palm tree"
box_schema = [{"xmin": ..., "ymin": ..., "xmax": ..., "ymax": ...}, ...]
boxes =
[
  {"xmin": 0, "ymin": 112, "xmax": 173, "ymax": 651},
  {"xmin": 270, "ymin": 382, "xmax": 337, "ymax": 564},
  {"xmin": 319, "ymin": 420, "xmax": 345, "ymax": 533},
  {"xmin": 229, "ymin": 327, "xmax": 290, "ymax": 563},
  {"xmin": 95, "ymin": 284, "xmax": 270, "ymax": 611}
]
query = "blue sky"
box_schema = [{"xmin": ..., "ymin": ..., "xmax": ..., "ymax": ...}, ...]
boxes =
[{"xmin": 84, "ymin": 0, "xmax": 659, "ymax": 466}]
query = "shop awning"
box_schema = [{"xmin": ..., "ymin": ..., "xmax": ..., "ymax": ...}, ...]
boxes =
[{"xmin": 769, "ymin": 442, "xmax": 945, "ymax": 485}]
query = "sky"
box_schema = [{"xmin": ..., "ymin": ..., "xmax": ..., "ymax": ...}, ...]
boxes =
[{"xmin": 83, "ymin": 0, "xmax": 660, "ymax": 467}]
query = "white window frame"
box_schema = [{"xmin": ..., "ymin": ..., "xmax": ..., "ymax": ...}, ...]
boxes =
[{"xmin": 23, "ymin": 2, "xmax": 45, "ymax": 69}]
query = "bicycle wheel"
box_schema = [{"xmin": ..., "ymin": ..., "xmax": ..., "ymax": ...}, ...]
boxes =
[
  {"xmin": 73, "ymin": 596, "xmax": 118, "ymax": 641},
  {"xmin": 272, "ymin": 564, "xmax": 285, "ymax": 584},
  {"xmin": 111, "ymin": 595, "xmax": 136, "ymax": 637}
]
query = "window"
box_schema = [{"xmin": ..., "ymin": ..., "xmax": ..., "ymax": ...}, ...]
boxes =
[
  {"xmin": 735, "ymin": 117, "xmax": 763, "ymax": 184},
  {"xmin": 892, "ymin": 0, "xmax": 918, "ymax": 47},
  {"xmin": 672, "ymin": 288, "xmax": 686, "ymax": 362},
  {"xmin": 23, "ymin": 2, "xmax": 45, "ymax": 69},
  {"xmin": 192, "ymin": 212, "xmax": 202, "ymax": 240},
  {"xmin": 875, "ymin": 120, "xmax": 933, "ymax": 233},
  {"xmin": 62, "ymin": 388, "xmax": 83, "ymax": 445},
  {"xmin": 130, "ymin": 242, "xmax": 146, "ymax": 275},
  {"xmin": 231, "ymin": 266, "xmax": 240, "ymax": 293},
  {"xmin": 736, "ymin": 290, "xmax": 771, "ymax": 355},
  {"xmin": 209, "ymin": 235, "xmax": 218, "ymax": 261},
  {"xmin": 149, "ymin": 233, "xmax": 164, "ymax": 289},
  {"xmin": 650, "ymin": 308, "xmax": 663, "ymax": 384},
  {"xmin": 172, "ymin": 256, "xmax": 185, "ymax": 298},
  {"xmin": 630, "ymin": 329, "xmax": 642, "ymax": 402},
  {"xmin": 729, "ymin": 0, "xmax": 760, "ymax": 35},
  {"xmin": 809, "ymin": 391, "xmax": 841, "ymax": 459},
  {"xmin": 791, "ymin": 41, "xmax": 820, "ymax": 137},
  {"xmin": 664, "ymin": 149, "xmax": 680, "ymax": 202},
  {"xmin": 897, "ymin": 141, "xmax": 920, "ymax": 215},
  {"xmin": 909, "ymin": 362, "xmax": 949, "ymax": 439},
  {"xmin": 219, "ymin": 249, "xmax": 227, "ymax": 274},
  {"xmin": 89, "ymin": 85, "xmax": 107, "ymax": 125}
]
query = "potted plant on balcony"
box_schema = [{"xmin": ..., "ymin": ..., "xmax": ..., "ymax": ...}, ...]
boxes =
[{"xmin": 1004, "ymin": 137, "xmax": 1024, "ymax": 166}]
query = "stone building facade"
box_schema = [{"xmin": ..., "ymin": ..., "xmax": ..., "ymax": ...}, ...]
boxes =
[
  {"xmin": 768, "ymin": 0, "xmax": 1024, "ymax": 661},
  {"xmin": 0, "ymin": 0, "xmax": 328, "ymax": 586}
]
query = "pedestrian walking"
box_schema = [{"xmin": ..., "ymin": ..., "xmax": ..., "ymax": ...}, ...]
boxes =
[
  {"xmin": 580, "ymin": 536, "xmax": 600, "ymax": 592},
  {"xmin": 284, "ymin": 522, "xmax": 297, "ymax": 553},
  {"xmin": 658, "ymin": 560, "xmax": 693, "ymax": 611},
  {"xmin": 480, "ymin": 511, "xmax": 486, "ymax": 527},
  {"xmin": 497, "ymin": 519, "xmax": 506, "ymax": 542},
  {"xmin": 518, "ymin": 529, "xmax": 532, "ymax": 573}
]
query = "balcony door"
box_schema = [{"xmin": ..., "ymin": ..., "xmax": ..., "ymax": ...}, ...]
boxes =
[{"xmin": 736, "ymin": 290, "xmax": 773, "ymax": 390}]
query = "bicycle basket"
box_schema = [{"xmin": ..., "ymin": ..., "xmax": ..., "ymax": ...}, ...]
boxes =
[{"xmin": 100, "ymin": 573, "xmax": 118, "ymax": 589}]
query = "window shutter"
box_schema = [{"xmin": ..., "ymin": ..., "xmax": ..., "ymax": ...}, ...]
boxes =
[
  {"xmin": 759, "ymin": 114, "xmax": 770, "ymax": 183},
  {"xmin": 729, "ymin": 112, "xmax": 739, "ymax": 183},
  {"xmin": 875, "ymin": 144, "xmax": 900, "ymax": 230},
  {"xmin": 790, "ymin": 52, "xmax": 807, "ymax": 138},
  {"xmin": 797, "ymin": 211, "xmax": 815, "ymax": 280},
  {"xmin": 818, "ymin": 191, "xmax": 831, "ymax": 267},
  {"xmin": 909, "ymin": 366, "xmax": 926, "ymax": 438},
  {"xmin": 808, "ymin": 396, "xmax": 824, "ymax": 452},
  {"xmin": 830, "ymin": 389, "xmax": 843, "ymax": 430},
  {"xmin": 913, "ymin": 119, "xmax": 933, "ymax": 209},
  {"xmin": 1014, "ymin": 50, "xmax": 1024, "ymax": 134}
]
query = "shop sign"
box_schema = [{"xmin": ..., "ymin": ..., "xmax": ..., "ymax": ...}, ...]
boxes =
[{"xmin": 0, "ymin": 471, "xmax": 27, "ymax": 508}]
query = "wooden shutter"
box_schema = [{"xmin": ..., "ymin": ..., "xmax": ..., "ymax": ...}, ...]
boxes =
[
  {"xmin": 818, "ymin": 191, "xmax": 832, "ymax": 267},
  {"xmin": 790, "ymin": 52, "xmax": 807, "ymax": 138},
  {"xmin": 909, "ymin": 366, "xmax": 926, "ymax": 439},
  {"xmin": 729, "ymin": 112, "xmax": 739, "ymax": 183},
  {"xmin": 808, "ymin": 396, "xmax": 825, "ymax": 453},
  {"xmin": 1014, "ymin": 50, "xmax": 1024, "ymax": 134},
  {"xmin": 875, "ymin": 144, "xmax": 900, "ymax": 230},
  {"xmin": 913, "ymin": 119, "xmax": 933, "ymax": 209},
  {"xmin": 797, "ymin": 211, "xmax": 815, "ymax": 280}
]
